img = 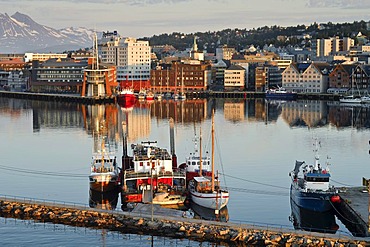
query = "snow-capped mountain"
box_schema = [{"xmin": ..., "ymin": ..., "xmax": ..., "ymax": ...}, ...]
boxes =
[{"xmin": 0, "ymin": 12, "xmax": 94, "ymax": 53}]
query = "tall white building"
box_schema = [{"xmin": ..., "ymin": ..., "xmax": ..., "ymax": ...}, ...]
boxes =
[{"xmin": 98, "ymin": 31, "xmax": 151, "ymax": 90}]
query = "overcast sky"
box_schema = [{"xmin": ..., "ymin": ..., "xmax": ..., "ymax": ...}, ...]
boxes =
[{"xmin": 2, "ymin": 0, "xmax": 370, "ymax": 37}]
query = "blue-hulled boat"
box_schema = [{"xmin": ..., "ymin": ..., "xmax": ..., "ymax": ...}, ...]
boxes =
[
  {"xmin": 289, "ymin": 140, "xmax": 338, "ymax": 212},
  {"xmin": 265, "ymin": 87, "xmax": 297, "ymax": 100}
]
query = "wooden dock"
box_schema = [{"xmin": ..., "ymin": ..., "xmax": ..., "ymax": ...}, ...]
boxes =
[{"xmin": 334, "ymin": 186, "xmax": 369, "ymax": 237}]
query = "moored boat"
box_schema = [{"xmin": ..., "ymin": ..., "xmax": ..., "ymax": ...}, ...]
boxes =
[
  {"xmin": 121, "ymin": 141, "xmax": 187, "ymax": 208},
  {"xmin": 289, "ymin": 139, "xmax": 338, "ymax": 212},
  {"xmin": 188, "ymin": 110, "xmax": 229, "ymax": 210},
  {"xmin": 89, "ymin": 140, "xmax": 119, "ymax": 193},
  {"xmin": 117, "ymin": 88, "xmax": 136, "ymax": 108},
  {"xmin": 265, "ymin": 87, "xmax": 297, "ymax": 100},
  {"xmin": 339, "ymin": 95, "xmax": 362, "ymax": 104}
]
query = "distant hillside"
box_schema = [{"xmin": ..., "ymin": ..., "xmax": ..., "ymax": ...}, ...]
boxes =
[
  {"xmin": 144, "ymin": 21, "xmax": 370, "ymax": 53},
  {"xmin": 0, "ymin": 12, "xmax": 94, "ymax": 53}
]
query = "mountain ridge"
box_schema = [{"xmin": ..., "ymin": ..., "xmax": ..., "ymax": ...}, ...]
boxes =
[{"xmin": 0, "ymin": 12, "xmax": 94, "ymax": 53}]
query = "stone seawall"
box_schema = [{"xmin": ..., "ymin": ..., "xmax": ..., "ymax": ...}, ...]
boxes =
[{"xmin": 0, "ymin": 199, "xmax": 368, "ymax": 247}]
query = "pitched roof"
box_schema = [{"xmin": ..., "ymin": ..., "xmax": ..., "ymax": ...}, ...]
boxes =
[{"xmin": 227, "ymin": 64, "xmax": 245, "ymax": 70}]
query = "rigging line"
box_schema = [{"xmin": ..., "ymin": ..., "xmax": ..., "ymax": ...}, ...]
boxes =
[
  {"xmin": 330, "ymin": 179, "xmax": 356, "ymax": 187},
  {"xmin": 329, "ymin": 200, "xmax": 359, "ymax": 225},
  {"xmin": 227, "ymin": 187, "xmax": 288, "ymax": 196},
  {"xmin": 220, "ymin": 173, "xmax": 289, "ymax": 190},
  {"xmin": 0, "ymin": 165, "xmax": 86, "ymax": 178},
  {"xmin": 214, "ymin": 126, "xmax": 227, "ymax": 187}
]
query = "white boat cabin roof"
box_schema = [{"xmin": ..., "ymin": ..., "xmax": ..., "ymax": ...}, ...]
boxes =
[{"xmin": 193, "ymin": 176, "xmax": 211, "ymax": 183}]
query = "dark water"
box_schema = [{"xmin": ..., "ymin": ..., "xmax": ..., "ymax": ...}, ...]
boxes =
[{"xmin": 0, "ymin": 97, "xmax": 369, "ymax": 245}]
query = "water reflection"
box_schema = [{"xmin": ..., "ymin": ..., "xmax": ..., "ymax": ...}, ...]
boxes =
[
  {"xmin": 189, "ymin": 201, "xmax": 229, "ymax": 222},
  {"xmin": 289, "ymin": 198, "xmax": 338, "ymax": 234},
  {"xmin": 89, "ymin": 188, "xmax": 119, "ymax": 210}
]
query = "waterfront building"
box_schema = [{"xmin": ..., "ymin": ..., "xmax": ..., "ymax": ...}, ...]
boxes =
[
  {"xmin": 98, "ymin": 31, "xmax": 151, "ymax": 91},
  {"xmin": 211, "ymin": 59, "xmax": 229, "ymax": 86},
  {"xmin": 350, "ymin": 64, "xmax": 370, "ymax": 94},
  {"xmin": 30, "ymin": 58, "xmax": 87, "ymax": 93},
  {"xmin": 150, "ymin": 61, "xmax": 211, "ymax": 93},
  {"xmin": 0, "ymin": 58, "xmax": 26, "ymax": 71},
  {"xmin": 282, "ymin": 62, "xmax": 332, "ymax": 93},
  {"xmin": 224, "ymin": 64, "xmax": 245, "ymax": 91},
  {"xmin": 0, "ymin": 58, "xmax": 28, "ymax": 91},
  {"xmin": 328, "ymin": 64, "xmax": 357, "ymax": 92},
  {"xmin": 255, "ymin": 64, "xmax": 282, "ymax": 92},
  {"xmin": 24, "ymin": 53, "xmax": 68, "ymax": 63}
]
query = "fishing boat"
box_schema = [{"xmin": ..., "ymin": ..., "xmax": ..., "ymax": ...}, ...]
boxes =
[
  {"xmin": 289, "ymin": 139, "xmax": 339, "ymax": 212},
  {"xmin": 117, "ymin": 88, "xmax": 136, "ymax": 108},
  {"xmin": 188, "ymin": 110, "xmax": 229, "ymax": 210},
  {"xmin": 89, "ymin": 139, "xmax": 119, "ymax": 193},
  {"xmin": 179, "ymin": 131, "xmax": 212, "ymax": 183},
  {"xmin": 89, "ymin": 188, "xmax": 119, "ymax": 210},
  {"xmin": 121, "ymin": 141, "xmax": 187, "ymax": 208},
  {"xmin": 265, "ymin": 87, "xmax": 297, "ymax": 100},
  {"xmin": 146, "ymin": 91, "xmax": 154, "ymax": 101}
]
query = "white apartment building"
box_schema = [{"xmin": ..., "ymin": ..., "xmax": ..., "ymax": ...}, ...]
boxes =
[
  {"xmin": 224, "ymin": 64, "xmax": 245, "ymax": 90},
  {"xmin": 316, "ymin": 37, "xmax": 354, "ymax": 58},
  {"xmin": 99, "ymin": 31, "xmax": 151, "ymax": 90}
]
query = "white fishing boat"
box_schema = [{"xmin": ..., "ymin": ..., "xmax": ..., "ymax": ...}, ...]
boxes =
[
  {"xmin": 89, "ymin": 139, "xmax": 119, "ymax": 193},
  {"xmin": 188, "ymin": 110, "xmax": 229, "ymax": 210},
  {"xmin": 339, "ymin": 95, "xmax": 362, "ymax": 104}
]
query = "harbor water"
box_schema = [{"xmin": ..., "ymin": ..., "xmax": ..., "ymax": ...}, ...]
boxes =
[{"xmin": 0, "ymin": 97, "xmax": 369, "ymax": 245}]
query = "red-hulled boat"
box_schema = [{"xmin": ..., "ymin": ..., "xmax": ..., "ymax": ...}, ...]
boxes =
[{"xmin": 117, "ymin": 88, "xmax": 136, "ymax": 108}]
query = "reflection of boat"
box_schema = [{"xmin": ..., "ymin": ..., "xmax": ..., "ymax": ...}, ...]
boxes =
[
  {"xmin": 89, "ymin": 139, "xmax": 119, "ymax": 192},
  {"xmin": 89, "ymin": 188, "xmax": 119, "ymax": 210},
  {"xmin": 290, "ymin": 196, "xmax": 338, "ymax": 234},
  {"xmin": 265, "ymin": 87, "xmax": 297, "ymax": 100},
  {"xmin": 190, "ymin": 201, "xmax": 229, "ymax": 222},
  {"xmin": 361, "ymin": 95, "xmax": 370, "ymax": 103},
  {"xmin": 146, "ymin": 91, "xmax": 154, "ymax": 101},
  {"xmin": 117, "ymin": 88, "xmax": 136, "ymax": 108},
  {"xmin": 188, "ymin": 110, "xmax": 229, "ymax": 210},
  {"xmin": 289, "ymin": 139, "xmax": 338, "ymax": 212},
  {"xmin": 121, "ymin": 141, "xmax": 187, "ymax": 208}
]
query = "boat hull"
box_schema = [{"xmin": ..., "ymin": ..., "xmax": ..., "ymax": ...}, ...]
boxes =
[
  {"xmin": 190, "ymin": 189, "xmax": 229, "ymax": 210},
  {"xmin": 290, "ymin": 184, "xmax": 334, "ymax": 212},
  {"xmin": 265, "ymin": 92, "xmax": 297, "ymax": 100},
  {"xmin": 89, "ymin": 173, "xmax": 118, "ymax": 192},
  {"xmin": 117, "ymin": 94, "xmax": 136, "ymax": 108},
  {"xmin": 290, "ymin": 196, "xmax": 338, "ymax": 234}
]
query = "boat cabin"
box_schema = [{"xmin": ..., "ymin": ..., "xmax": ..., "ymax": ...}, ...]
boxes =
[
  {"xmin": 186, "ymin": 156, "xmax": 211, "ymax": 173},
  {"xmin": 304, "ymin": 172, "xmax": 330, "ymax": 191},
  {"xmin": 191, "ymin": 176, "xmax": 220, "ymax": 193},
  {"xmin": 91, "ymin": 155, "xmax": 116, "ymax": 173},
  {"xmin": 131, "ymin": 141, "xmax": 173, "ymax": 174}
]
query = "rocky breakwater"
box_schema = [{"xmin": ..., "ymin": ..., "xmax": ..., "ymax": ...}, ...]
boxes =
[{"xmin": 0, "ymin": 199, "xmax": 369, "ymax": 246}]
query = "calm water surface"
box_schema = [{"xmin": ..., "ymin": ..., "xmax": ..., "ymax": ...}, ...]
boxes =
[{"xmin": 0, "ymin": 97, "xmax": 369, "ymax": 245}]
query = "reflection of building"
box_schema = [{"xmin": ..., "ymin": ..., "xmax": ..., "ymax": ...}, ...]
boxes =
[
  {"xmin": 224, "ymin": 101, "xmax": 245, "ymax": 122},
  {"xmin": 150, "ymin": 99, "xmax": 207, "ymax": 123},
  {"xmin": 281, "ymin": 100, "xmax": 327, "ymax": 128},
  {"xmin": 120, "ymin": 105, "xmax": 151, "ymax": 143},
  {"xmin": 327, "ymin": 105, "xmax": 370, "ymax": 129}
]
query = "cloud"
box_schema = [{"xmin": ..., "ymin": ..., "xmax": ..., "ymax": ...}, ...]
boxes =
[{"xmin": 306, "ymin": 0, "xmax": 370, "ymax": 9}]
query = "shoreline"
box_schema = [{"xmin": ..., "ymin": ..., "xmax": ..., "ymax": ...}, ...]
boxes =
[{"xmin": 0, "ymin": 197, "xmax": 368, "ymax": 246}]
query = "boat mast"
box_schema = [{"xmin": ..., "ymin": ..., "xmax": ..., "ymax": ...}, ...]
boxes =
[
  {"xmin": 211, "ymin": 109, "xmax": 215, "ymax": 192},
  {"xmin": 199, "ymin": 126, "xmax": 202, "ymax": 177}
]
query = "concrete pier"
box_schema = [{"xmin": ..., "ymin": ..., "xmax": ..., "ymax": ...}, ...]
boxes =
[
  {"xmin": 334, "ymin": 187, "xmax": 369, "ymax": 237},
  {"xmin": 0, "ymin": 197, "xmax": 369, "ymax": 246}
]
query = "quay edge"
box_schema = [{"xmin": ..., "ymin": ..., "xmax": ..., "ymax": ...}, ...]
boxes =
[
  {"xmin": 0, "ymin": 90, "xmax": 341, "ymax": 103},
  {"xmin": 0, "ymin": 198, "xmax": 368, "ymax": 246}
]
